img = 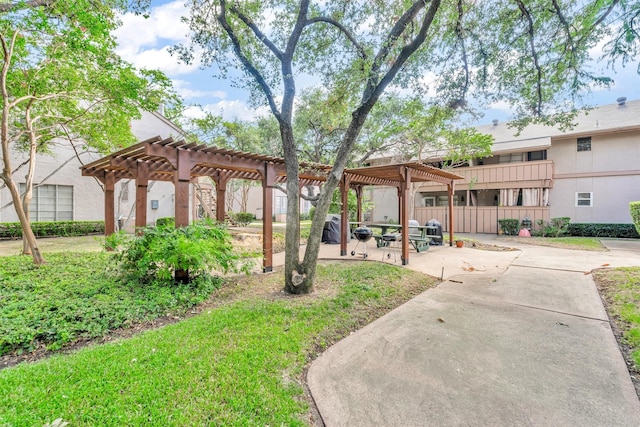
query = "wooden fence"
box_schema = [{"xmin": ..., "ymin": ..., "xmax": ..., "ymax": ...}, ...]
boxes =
[{"xmin": 414, "ymin": 206, "xmax": 550, "ymax": 234}]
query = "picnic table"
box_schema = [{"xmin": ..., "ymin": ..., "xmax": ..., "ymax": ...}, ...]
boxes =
[{"xmin": 367, "ymin": 223, "xmax": 436, "ymax": 253}]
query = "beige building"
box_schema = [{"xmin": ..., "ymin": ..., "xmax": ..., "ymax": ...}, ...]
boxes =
[
  {"xmin": 0, "ymin": 111, "xmax": 187, "ymax": 228},
  {"xmin": 369, "ymin": 98, "xmax": 640, "ymax": 234}
]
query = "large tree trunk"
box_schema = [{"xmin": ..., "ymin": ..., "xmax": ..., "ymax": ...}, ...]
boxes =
[
  {"xmin": 2, "ymin": 177, "xmax": 45, "ymax": 264},
  {"xmin": 21, "ymin": 106, "xmax": 38, "ymax": 255}
]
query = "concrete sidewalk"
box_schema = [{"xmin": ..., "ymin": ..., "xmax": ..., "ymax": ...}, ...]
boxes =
[{"xmin": 307, "ymin": 238, "xmax": 640, "ymax": 426}]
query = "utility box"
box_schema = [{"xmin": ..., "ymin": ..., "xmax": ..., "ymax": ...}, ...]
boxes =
[{"xmin": 151, "ymin": 200, "xmax": 159, "ymax": 210}]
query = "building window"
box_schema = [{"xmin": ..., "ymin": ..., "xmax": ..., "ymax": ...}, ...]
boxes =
[
  {"xmin": 275, "ymin": 196, "xmax": 287, "ymax": 214},
  {"xmin": 527, "ymin": 150, "xmax": 547, "ymax": 161},
  {"xmin": 577, "ymin": 137, "xmax": 591, "ymax": 152},
  {"xmin": 576, "ymin": 192, "xmax": 593, "ymax": 207},
  {"xmin": 19, "ymin": 184, "xmax": 74, "ymax": 221},
  {"xmin": 499, "ymin": 153, "xmax": 524, "ymax": 163},
  {"xmin": 120, "ymin": 181, "xmax": 129, "ymax": 203}
]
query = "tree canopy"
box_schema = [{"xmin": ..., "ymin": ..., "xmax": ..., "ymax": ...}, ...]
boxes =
[
  {"xmin": 1, "ymin": 0, "xmax": 176, "ymax": 264},
  {"xmin": 173, "ymin": 0, "xmax": 625, "ymax": 293}
]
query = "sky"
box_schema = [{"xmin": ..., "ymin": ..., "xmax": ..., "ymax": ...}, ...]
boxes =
[{"xmin": 114, "ymin": 0, "xmax": 640, "ymax": 126}]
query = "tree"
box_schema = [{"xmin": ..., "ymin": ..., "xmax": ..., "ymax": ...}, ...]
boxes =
[
  {"xmin": 1, "ymin": 0, "xmax": 174, "ymax": 264},
  {"xmin": 177, "ymin": 0, "xmax": 621, "ymax": 294}
]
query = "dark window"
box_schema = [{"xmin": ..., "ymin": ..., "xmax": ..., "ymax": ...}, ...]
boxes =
[
  {"xmin": 577, "ymin": 137, "xmax": 591, "ymax": 152},
  {"xmin": 527, "ymin": 150, "xmax": 547, "ymax": 161}
]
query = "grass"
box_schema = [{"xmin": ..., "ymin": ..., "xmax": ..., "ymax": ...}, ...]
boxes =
[
  {"xmin": 496, "ymin": 235, "xmax": 606, "ymax": 251},
  {"xmin": 0, "ymin": 252, "xmax": 223, "ymax": 356},
  {"xmin": 593, "ymin": 267, "xmax": 640, "ymax": 366},
  {"xmin": 0, "ymin": 261, "xmax": 436, "ymax": 426},
  {"xmin": 0, "ymin": 235, "xmax": 103, "ymax": 257}
]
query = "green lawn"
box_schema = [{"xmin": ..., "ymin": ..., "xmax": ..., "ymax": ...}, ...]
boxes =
[
  {"xmin": 0, "ymin": 260, "xmax": 435, "ymax": 426},
  {"xmin": 594, "ymin": 267, "xmax": 640, "ymax": 367}
]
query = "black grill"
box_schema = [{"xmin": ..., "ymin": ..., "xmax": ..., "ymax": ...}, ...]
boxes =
[{"xmin": 353, "ymin": 227, "xmax": 373, "ymax": 242}]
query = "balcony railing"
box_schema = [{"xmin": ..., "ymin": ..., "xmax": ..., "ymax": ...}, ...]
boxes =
[{"xmin": 416, "ymin": 160, "xmax": 554, "ymax": 190}]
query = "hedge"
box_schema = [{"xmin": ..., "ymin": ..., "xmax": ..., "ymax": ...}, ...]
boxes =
[
  {"xmin": 567, "ymin": 223, "xmax": 640, "ymax": 239},
  {"xmin": 0, "ymin": 221, "xmax": 105, "ymax": 239},
  {"xmin": 498, "ymin": 218, "xmax": 520, "ymax": 235},
  {"xmin": 631, "ymin": 201, "xmax": 640, "ymax": 235}
]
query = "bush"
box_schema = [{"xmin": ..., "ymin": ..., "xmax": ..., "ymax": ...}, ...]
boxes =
[
  {"xmin": 631, "ymin": 202, "xmax": 640, "ymax": 236},
  {"xmin": 533, "ymin": 217, "xmax": 571, "ymax": 237},
  {"xmin": 110, "ymin": 219, "xmax": 252, "ymax": 285},
  {"xmin": 568, "ymin": 223, "xmax": 640, "ymax": 239},
  {"xmin": 0, "ymin": 221, "xmax": 104, "ymax": 239},
  {"xmin": 498, "ymin": 218, "xmax": 519, "ymax": 235},
  {"xmin": 299, "ymin": 212, "xmax": 310, "ymax": 221},
  {"xmin": 156, "ymin": 217, "xmax": 175, "ymax": 227},
  {"xmin": 232, "ymin": 212, "xmax": 255, "ymax": 226},
  {"xmin": 309, "ymin": 206, "xmax": 315, "ymax": 221}
]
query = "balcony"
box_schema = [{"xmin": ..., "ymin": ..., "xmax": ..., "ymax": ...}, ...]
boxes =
[{"xmin": 415, "ymin": 160, "xmax": 554, "ymax": 191}]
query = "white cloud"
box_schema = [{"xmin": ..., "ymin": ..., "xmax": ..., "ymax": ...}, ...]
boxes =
[
  {"xmin": 172, "ymin": 79, "xmax": 227, "ymax": 100},
  {"xmin": 184, "ymin": 100, "xmax": 271, "ymax": 122},
  {"xmin": 114, "ymin": 1, "xmax": 198, "ymax": 75}
]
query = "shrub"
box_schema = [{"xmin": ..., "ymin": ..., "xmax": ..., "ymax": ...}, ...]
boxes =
[
  {"xmin": 110, "ymin": 219, "xmax": 252, "ymax": 285},
  {"xmin": 156, "ymin": 217, "xmax": 175, "ymax": 227},
  {"xmin": 309, "ymin": 206, "xmax": 315, "ymax": 221},
  {"xmin": 232, "ymin": 212, "xmax": 255, "ymax": 226},
  {"xmin": 498, "ymin": 218, "xmax": 519, "ymax": 235},
  {"xmin": 568, "ymin": 223, "xmax": 640, "ymax": 238},
  {"xmin": 299, "ymin": 212, "xmax": 310, "ymax": 221},
  {"xmin": 631, "ymin": 202, "xmax": 640, "ymax": 236},
  {"xmin": 534, "ymin": 217, "xmax": 571, "ymax": 237},
  {"xmin": 0, "ymin": 221, "xmax": 104, "ymax": 239}
]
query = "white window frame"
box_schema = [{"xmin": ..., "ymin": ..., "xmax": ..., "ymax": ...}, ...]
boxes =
[
  {"xmin": 575, "ymin": 192, "xmax": 593, "ymax": 207},
  {"xmin": 19, "ymin": 183, "xmax": 74, "ymax": 221}
]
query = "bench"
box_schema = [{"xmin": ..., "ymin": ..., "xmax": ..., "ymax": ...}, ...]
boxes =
[{"xmin": 409, "ymin": 234, "xmax": 431, "ymax": 252}]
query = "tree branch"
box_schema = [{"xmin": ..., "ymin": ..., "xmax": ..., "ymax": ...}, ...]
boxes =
[
  {"xmin": 228, "ymin": 3, "xmax": 284, "ymax": 60},
  {"xmin": 217, "ymin": 0, "xmax": 281, "ymax": 120},
  {"xmin": 306, "ymin": 16, "xmax": 367, "ymax": 60},
  {"xmin": 516, "ymin": 0, "xmax": 543, "ymax": 116},
  {"xmin": 0, "ymin": 0, "xmax": 54, "ymax": 13}
]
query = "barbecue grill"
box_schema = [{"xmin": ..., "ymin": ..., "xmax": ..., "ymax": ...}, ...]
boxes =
[{"xmin": 351, "ymin": 226, "xmax": 373, "ymax": 258}]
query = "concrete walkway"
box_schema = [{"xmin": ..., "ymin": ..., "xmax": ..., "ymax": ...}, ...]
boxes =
[{"xmin": 306, "ymin": 236, "xmax": 640, "ymax": 426}]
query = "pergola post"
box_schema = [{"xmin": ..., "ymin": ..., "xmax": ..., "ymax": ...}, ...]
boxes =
[
  {"xmin": 174, "ymin": 149, "xmax": 191, "ymax": 283},
  {"xmin": 262, "ymin": 163, "xmax": 275, "ymax": 272},
  {"xmin": 213, "ymin": 173, "xmax": 228, "ymax": 223},
  {"xmin": 400, "ymin": 167, "xmax": 411, "ymax": 265},
  {"xmin": 135, "ymin": 161, "xmax": 149, "ymax": 233},
  {"xmin": 448, "ymin": 180, "xmax": 455, "ymax": 246},
  {"xmin": 340, "ymin": 175, "xmax": 350, "ymax": 256},
  {"xmin": 104, "ymin": 171, "xmax": 116, "ymax": 237}
]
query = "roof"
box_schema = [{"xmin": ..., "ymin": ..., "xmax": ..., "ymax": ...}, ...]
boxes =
[
  {"xmin": 81, "ymin": 136, "xmax": 332, "ymax": 185},
  {"xmin": 81, "ymin": 136, "xmax": 462, "ymax": 188},
  {"xmin": 345, "ymin": 162, "xmax": 463, "ymax": 186},
  {"xmin": 478, "ymin": 98, "xmax": 640, "ymax": 147}
]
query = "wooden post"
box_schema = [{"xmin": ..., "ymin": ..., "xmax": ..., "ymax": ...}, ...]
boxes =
[
  {"xmin": 104, "ymin": 171, "xmax": 116, "ymax": 237},
  {"xmin": 340, "ymin": 175, "xmax": 350, "ymax": 256},
  {"xmin": 135, "ymin": 161, "xmax": 149, "ymax": 233},
  {"xmin": 262, "ymin": 163, "xmax": 275, "ymax": 272},
  {"xmin": 448, "ymin": 180, "xmax": 455, "ymax": 246},
  {"xmin": 174, "ymin": 149, "xmax": 191, "ymax": 283},
  {"xmin": 400, "ymin": 167, "xmax": 410, "ymax": 265},
  {"xmin": 213, "ymin": 173, "xmax": 228, "ymax": 223}
]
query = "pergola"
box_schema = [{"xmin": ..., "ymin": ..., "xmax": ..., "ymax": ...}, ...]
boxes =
[
  {"xmin": 340, "ymin": 162, "xmax": 464, "ymax": 265},
  {"xmin": 81, "ymin": 136, "xmax": 330, "ymax": 273},
  {"xmin": 81, "ymin": 135, "xmax": 464, "ymax": 270}
]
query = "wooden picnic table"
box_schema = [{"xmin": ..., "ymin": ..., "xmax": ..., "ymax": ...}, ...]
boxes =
[{"xmin": 367, "ymin": 223, "xmax": 437, "ymax": 252}]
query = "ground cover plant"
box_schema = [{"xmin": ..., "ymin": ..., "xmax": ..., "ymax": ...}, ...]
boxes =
[
  {"xmin": 593, "ymin": 267, "xmax": 640, "ymax": 389},
  {"xmin": 0, "ymin": 252, "xmax": 225, "ymax": 359},
  {"xmin": 0, "ymin": 261, "xmax": 436, "ymax": 426}
]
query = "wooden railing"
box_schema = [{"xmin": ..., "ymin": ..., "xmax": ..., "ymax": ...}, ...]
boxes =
[
  {"xmin": 416, "ymin": 160, "xmax": 554, "ymax": 190},
  {"xmin": 414, "ymin": 206, "xmax": 550, "ymax": 234}
]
